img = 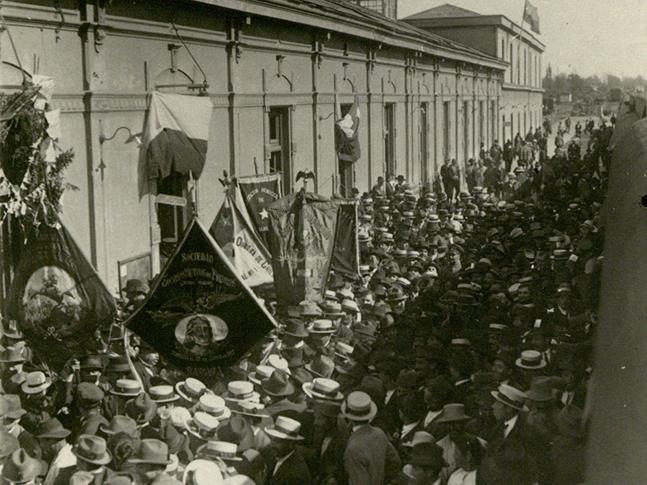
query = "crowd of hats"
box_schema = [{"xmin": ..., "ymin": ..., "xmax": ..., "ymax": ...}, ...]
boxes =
[{"xmin": 0, "ymin": 125, "xmax": 609, "ymax": 484}]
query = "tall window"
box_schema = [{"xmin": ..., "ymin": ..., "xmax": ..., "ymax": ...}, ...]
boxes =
[
  {"xmin": 501, "ymin": 39, "xmax": 505, "ymax": 59},
  {"xmin": 491, "ymin": 100, "xmax": 496, "ymax": 142},
  {"xmin": 384, "ymin": 103, "xmax": 396, "ymax": 176},
  {"xmin": 463, "ymin": 101, "xmax": 470, "ymax": 164},
  {"xmin": 338, "ymin": 103, "xmax": 354, "ymax": 197},
  {"xmin": 157, "ymin": 171, "xmax": 190, "ymax": 259},
  {"xmin": 269, "ymin": 107, "xmax": 292, "ymax": 193}
]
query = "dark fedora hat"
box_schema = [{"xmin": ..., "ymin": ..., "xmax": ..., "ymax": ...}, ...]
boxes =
[
  {"xmin": 2, "ymin": 449, "xmax": 42, "ymax": 483},
  {"xmin": 281, "ymin": 319, "xmax": 310, "ymax": 339},
  {"xmin": 262, "ymin": 370, "xmax": 295, "ymax": 397},
  {"xmin": 37, "ymin": 418, "xmax": 71, "ymax": 440},
  {"xmin": 408, "ymin": 442, "xmax": 446, "ymax": 469},
  {"xmin": 73, "ymin": 434, "xmax": 112, "ymax": 466}
]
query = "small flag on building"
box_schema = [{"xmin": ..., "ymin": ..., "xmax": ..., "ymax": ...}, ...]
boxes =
[
  {"xmin": 143, "ymin": 92, "xmax": 213, "ymax": 179},
  {"xmin": 523, "ymin": 0, "xmax": 541, "ymax": 34},
  {"xmin": 236, "ymin": 174, "xmax": 282, "ymax": 247},
  {"xmin": 335, "ymin": 96, "xmax": 361, "ymax": 163},
  {"xmin": 210, "ymin": 184, "xmax": 274, "ymax": 288},
  {"xmin": 126, "ymin": 218, "xmax": 276, "ymax": 378},
  {"xmin": 4, "ymin": 221, "xmax": 117, "ymax": 369}
]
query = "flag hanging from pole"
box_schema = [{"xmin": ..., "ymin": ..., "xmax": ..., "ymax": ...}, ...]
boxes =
[
  {"xmin": 210, "ymin": 185, "xmax": 274, "ymax": 288},
  {"xmin": 4, "ymin": 221, "xmax": 117, "ymax": 369},
  {"xmin": 523, "ymin": 0, "xmax": 541, "ymax": 34},
  {"xmin": 331, "ymin": 199, "xmax": 360, "ymax": 277},
  {"xmin": 143, "ymin": 92, "xmax": 213, "ymax": 179},
  {"xmin": 266, "ymin": 192, "xmax": 339, "ymax": 305},
  {"xmin": 335, "ymin": 96, "xmax": 361, "ymax": 163},
  {"xmin": 236, "ymin": 174, "xmax": 282, "ymax": 247},
  {"xmin": 127, "ymin": 218, "xmax": 276, "ymax": 379}
]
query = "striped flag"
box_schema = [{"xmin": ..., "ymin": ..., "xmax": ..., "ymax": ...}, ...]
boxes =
[
  {"xmin": 335, "ymin": 96, "xmax": 361, "ymax": 163},
  {"xmin": 143, "ymin": 92, "xmax": 213, "ymax": 179},
  {"xmin": 523, "ymin": 0, "xmax": 541, "ymax": 34}
]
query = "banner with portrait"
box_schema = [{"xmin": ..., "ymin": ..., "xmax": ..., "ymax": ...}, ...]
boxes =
[
  {"xmin": 4, "ymin": 221, "xmax": 117, "ymax": 369},
  {"xmin": 126, "ymin": 218, "xmax": 276, "ymax": 378}
]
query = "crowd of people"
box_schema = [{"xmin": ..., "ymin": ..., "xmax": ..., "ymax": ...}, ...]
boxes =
[{"xmin": 0, "ymin": 117, "xmax": 610, "ymax": 485}]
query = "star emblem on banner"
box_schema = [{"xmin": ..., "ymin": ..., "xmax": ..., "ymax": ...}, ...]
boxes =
[{"xmin": 260, "ymin": 209, "xmax": 269, "ymax": 220}]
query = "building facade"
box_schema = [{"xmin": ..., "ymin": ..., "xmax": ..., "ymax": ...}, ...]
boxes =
[
  {"xmin": 405, "ymin": 4, "xmax": 545, "ymax": 144},
  {"xmin": 1, "ymin": 0, "xmax": 505, "ymax": 294}
]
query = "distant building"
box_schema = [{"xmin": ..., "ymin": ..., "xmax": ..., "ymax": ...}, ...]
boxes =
[
  {"xmin": 405, "ymin": 3, "xmax": 545, "ymax": 142},
  {"xmin": 353, "ymin": 0, "xmax": 398, "ymax": 19},
  {"xmin": 559, "ymin": 93, "xmax": 573, "ymax": 103}
]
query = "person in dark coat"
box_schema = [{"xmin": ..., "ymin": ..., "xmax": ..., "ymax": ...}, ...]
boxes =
[
  {"xmin": 482, "ymin": 384, "xmax": 540, "ymax": 485},
  {"xmin": 265, "ymin": 415, "xmax": 312, "ymax": 485},
  {"xmin": 342, "ymin": 391, "xmax": 401, "ymax": 485}
]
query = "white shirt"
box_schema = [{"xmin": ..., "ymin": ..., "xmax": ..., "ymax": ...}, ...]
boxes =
[
  {"xmin": 400, "ymin": 421, "xmax": 419, "ymax": 440},
  {"xmin": 561, "ymin": 391, "xmax": 575, "ymax": 406},
  {"xmin": 424, "ymin": 409, "xmax": 442, "ymax": 428},
  {"xmin": 273, "ymin": 450, "xmax": 295, "ymax": 476},
  {"xmin": 44, "ymin": 443, "xmax": 76, "ymax": 485},
  {"xmin": 503, "ymin": 414, "xmax": 519, "ymax": 439},
  {"xmin": 448, "ymin": 468, "xmax": 477, "ymax": 485}
]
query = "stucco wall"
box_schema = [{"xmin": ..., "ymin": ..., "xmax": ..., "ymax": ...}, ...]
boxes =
[{"xmin": 1, "ymin": 0, "xmax": 505, "ymax": 291}]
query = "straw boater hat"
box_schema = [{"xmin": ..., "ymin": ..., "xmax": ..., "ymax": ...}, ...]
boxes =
[
  {"xmin": 302, "ymin": 378, "xmax": 344, "ymax": 402},
  {"xmin": 307, "ymin": 319, "xmax": 336, "ymax": 334},
  {"xmin": 196, "ymin": 394, "xmax": 231, "ymax": 420},
  {"xmin": 20, "ymin": 371, "xmax": 51, "ymax": 395},
  {"xmin": 267, "ymin": 355, "xmax": 291, "ymax": 375},
  {"xmin": 1, "ymin": 320, "xmax": 23, "ymax": 340},
  {"xmin": 320, "ymin": 302, "xmax": 345, "ymax": 318},
  {"xmin": 491, "ymin": 383, "xmax": 529, "ymax": 412},
  {"xmin": 265, "ymin": 416, "xmax": 304, "ymax": 441},
  {"xmin": 248, "ymin": 365, "xmax": 274, "ymax": 386},
  {"xmin": 196, "ymin": 441, "xmax": 242, "ymax": 462},
  {"xmin": 110, "ymin": 379, "xmax": 142, "ymax": 397},
  {"xmin": 185, "ymin": 412, "xmax": 220, "ymax": 441},
  {"xmin": 223, "ymin": 381, "xmax": 260, "ymax": 403},
  {"xmin": 183, "ymin": 459, "xmax": 224, "ymax": 485},
  {"xmin": 73, "ymin": 434, "xmax": 112, "ymax": 466},
  {"xmin": 149, "ymin": 385, "xmax": 180, "ymax": 404},
  {"xmin": 176, "ymin": 378, "xmax": 208, "ymax": 403},
  {"xmin": 229, "ymin": 399, "xmax": 270, "ymax": 419},
  {"xmin": 435, "ymin": 403, "xmax": 471, "ymax": 423},
  {"xmin": 516, "ymin": 350, "xmax": 547, "ymax": 370},
  {"xmin": 341, "ymin": 391, "xmax": 378, "ymax": 422}
]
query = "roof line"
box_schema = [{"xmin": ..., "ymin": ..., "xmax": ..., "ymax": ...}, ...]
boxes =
[{"xmin": 190, "ymin": 0, "xmax": 508, "ymax": 69}]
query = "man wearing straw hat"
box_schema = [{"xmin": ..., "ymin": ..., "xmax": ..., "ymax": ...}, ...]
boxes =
[
  {"xmin": 342, "ymin": 391, "xmax": 400, "ymax": 485},
  {"xmin": 265, "ymin": 415, "xmax": 311, "ymax": 484}
]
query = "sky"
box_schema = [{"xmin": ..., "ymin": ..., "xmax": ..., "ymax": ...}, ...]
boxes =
[{"xmin": 398, "ymin": 0, "xmax": 647, "ymax": 78}]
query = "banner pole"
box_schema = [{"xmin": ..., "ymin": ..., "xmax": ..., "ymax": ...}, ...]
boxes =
[{"xmin": 123, "ymin": 327, "xmax": 145, "ymax": 391}]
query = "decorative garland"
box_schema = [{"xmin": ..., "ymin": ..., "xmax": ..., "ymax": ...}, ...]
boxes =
[{"xmin": 0, "ymin": 84, "xmax": 77, "ymax": 234}]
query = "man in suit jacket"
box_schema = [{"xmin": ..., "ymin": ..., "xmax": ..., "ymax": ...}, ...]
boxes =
[
  {"xmin": 483, "ymin": 384, "xmax": 540, "ymax": 485},
  {"xmin": 342, "ymin": 391, "xmax": 401, "ymax": 485},
  {"xmin": 265, "ymin": 415, "xmax": 311, "ymax": 485}
]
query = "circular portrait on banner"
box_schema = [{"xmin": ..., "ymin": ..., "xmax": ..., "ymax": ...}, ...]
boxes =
[
  {"xmin": 175, "ymin": 314, "xmax": 229, "ymax": 358},
  {"xmin": 21, "ymin": 265, "xmax": 85, "ymax": 339}
]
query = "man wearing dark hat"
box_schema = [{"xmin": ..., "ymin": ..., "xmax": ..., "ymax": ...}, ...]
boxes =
[
  {"xmin": 403, "ymin": 442, "xmax": 446, "ymax": 485},
  {"xmin": 311, "ymin": 399, "xmax": 346, "ymax": 485},
  {"xmin": 53, "ymin": 434, "xmax": 114, "ymax": 485},
  {"xmin": 67, "ymin": 382, "xmax": 109, "ymax": 441}
]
